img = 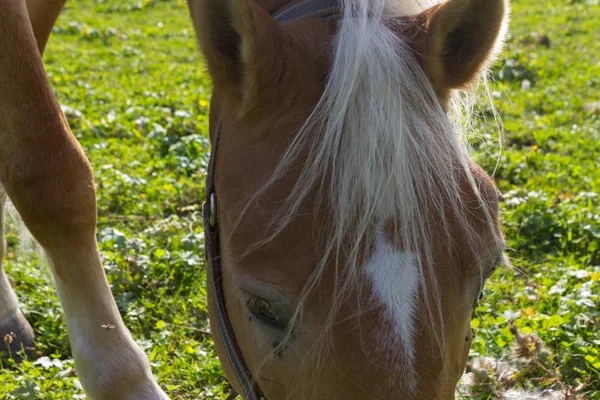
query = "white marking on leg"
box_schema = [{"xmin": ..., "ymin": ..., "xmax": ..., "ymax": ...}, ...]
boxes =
[
  {"xmin": 0, "ymin": 192, "xmax": 19, "ymax": 321},
  {"xmin": 363, "ymin": 224, "xmax": 419, "ymax": 391},
  {"xmin": 0, "ymin": 268, "xmax": 19, "ymax": 321},
  {"xmin": 47, "ymin": 256, "xmax": 169, "ymax": 400}
]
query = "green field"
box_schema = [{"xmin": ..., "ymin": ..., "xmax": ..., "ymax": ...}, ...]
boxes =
[{"xmin": 0, "ymin": 0, "xmax": 599, "ymax": 398}]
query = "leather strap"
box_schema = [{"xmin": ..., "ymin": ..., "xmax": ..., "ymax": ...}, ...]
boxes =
[
  {"xmin": 273, "ymin": 0, "xmax": 341, "ymax": 22},
  {"xmin": 204, "ymin": 119, "xmax": 264, "ymax": 399},
  {"xmin": 203, "ymin": 2, "xmax": 341, "ymax": 399}
]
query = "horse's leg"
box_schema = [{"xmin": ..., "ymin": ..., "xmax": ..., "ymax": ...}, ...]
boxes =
[
  {"xmin": 0, "ymin": 0, "xmax": 62, "ymax": 364},
  {"xmin": 0, "ymin": 187, "xmax": 35, "ymax": 359},
  {"xmin": 0, "ymin": 1, "xmax": 168, "ymax": 398},
  {"xmin": 0, "ymin": 0, "xmax": 59, "ymax": 359}
]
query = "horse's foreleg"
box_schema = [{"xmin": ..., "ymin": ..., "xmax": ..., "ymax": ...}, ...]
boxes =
[
  {"xmin": 0, "ymin": 1, "xmax": 168, "ymax": 398},
  {"xmin": 0, "ymin": 187, "xmax": 35, "ymax": 360},
  {"xmin": 0, "ymin": 0, "xmax": 62, "ymax": 363}
]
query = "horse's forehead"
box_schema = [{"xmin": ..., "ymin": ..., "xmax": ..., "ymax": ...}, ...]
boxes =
[
  {"xmin": 215, "ymin": 134, "xmax": 323, "ymax": 291},
  {"xmin": 216, "ymin": 151, "xmax": 500, "ymax": 281}
]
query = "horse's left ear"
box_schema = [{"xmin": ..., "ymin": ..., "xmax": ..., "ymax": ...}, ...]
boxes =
[
  {"xmin": 420, "ymin": 0, "xmax": 509, "ymax": 91},
  {"xmin": 187, "ymin": 0, "xmax": 286, "ymax": 110}
]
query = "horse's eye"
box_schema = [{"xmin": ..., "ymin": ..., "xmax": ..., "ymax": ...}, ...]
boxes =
[{"xmin": 243, "ymin": 294, "xmax": 285, "ymax": 329}]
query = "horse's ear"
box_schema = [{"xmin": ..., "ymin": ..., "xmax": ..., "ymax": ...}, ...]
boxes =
[
  {"xmin": 187, "ymin": 0, "xmax": 286, "ymax": 108},
  {"xmin": 421, "ymin": 0, "xmax": 509, "ymax": 91}
]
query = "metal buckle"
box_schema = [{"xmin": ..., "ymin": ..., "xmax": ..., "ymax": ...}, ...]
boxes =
[{"xmin": 209, "ymin": 192, "xmax": 217, "ymax": 228}]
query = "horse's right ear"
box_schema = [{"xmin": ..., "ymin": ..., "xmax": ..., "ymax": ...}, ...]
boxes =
[
  {"xmin": 187, "ymin": 0, "xmax": 286, "ymax": 109},
  {"xmin": 420, "ymin": 0, "xmax": 509, "ymax": 92}
]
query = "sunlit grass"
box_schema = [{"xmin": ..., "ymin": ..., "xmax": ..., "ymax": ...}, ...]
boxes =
[{"xmin": 0, "ymin": 0, "xmax": 598, "ymax": 398}]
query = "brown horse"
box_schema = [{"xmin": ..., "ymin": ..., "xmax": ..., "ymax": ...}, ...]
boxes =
[{"xmin": 0, "ymin": 0, "xmax": 508, "ymax": 399}]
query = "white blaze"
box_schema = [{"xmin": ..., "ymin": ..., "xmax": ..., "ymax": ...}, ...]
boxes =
[{"xmin": 364, "ymin": 224, "xmax": 419, "ymax": 389}]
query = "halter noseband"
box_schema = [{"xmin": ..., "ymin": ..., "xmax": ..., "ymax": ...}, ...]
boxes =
[{"xmin": 202, "ymin": 2, "xmax": 341, "ymax": 399}]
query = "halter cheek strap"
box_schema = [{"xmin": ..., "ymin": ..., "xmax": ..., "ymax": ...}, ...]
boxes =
[
  {"xmin": 203, "ymin": 2, "xmax": 340, "ymax": 399},
  {"xmin": 204, "ymin": 122, "xmax": 263, "ymax": 399}
]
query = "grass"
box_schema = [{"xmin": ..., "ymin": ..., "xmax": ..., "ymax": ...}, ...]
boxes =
[{"xmin": 0, "ymin": 0, "xmax": 598, "ymax": 398}]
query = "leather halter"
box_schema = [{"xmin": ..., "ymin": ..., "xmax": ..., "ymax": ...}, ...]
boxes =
[{"xmin": 202, "ymin": 2, "xmax": 340, "ymax": 399}]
